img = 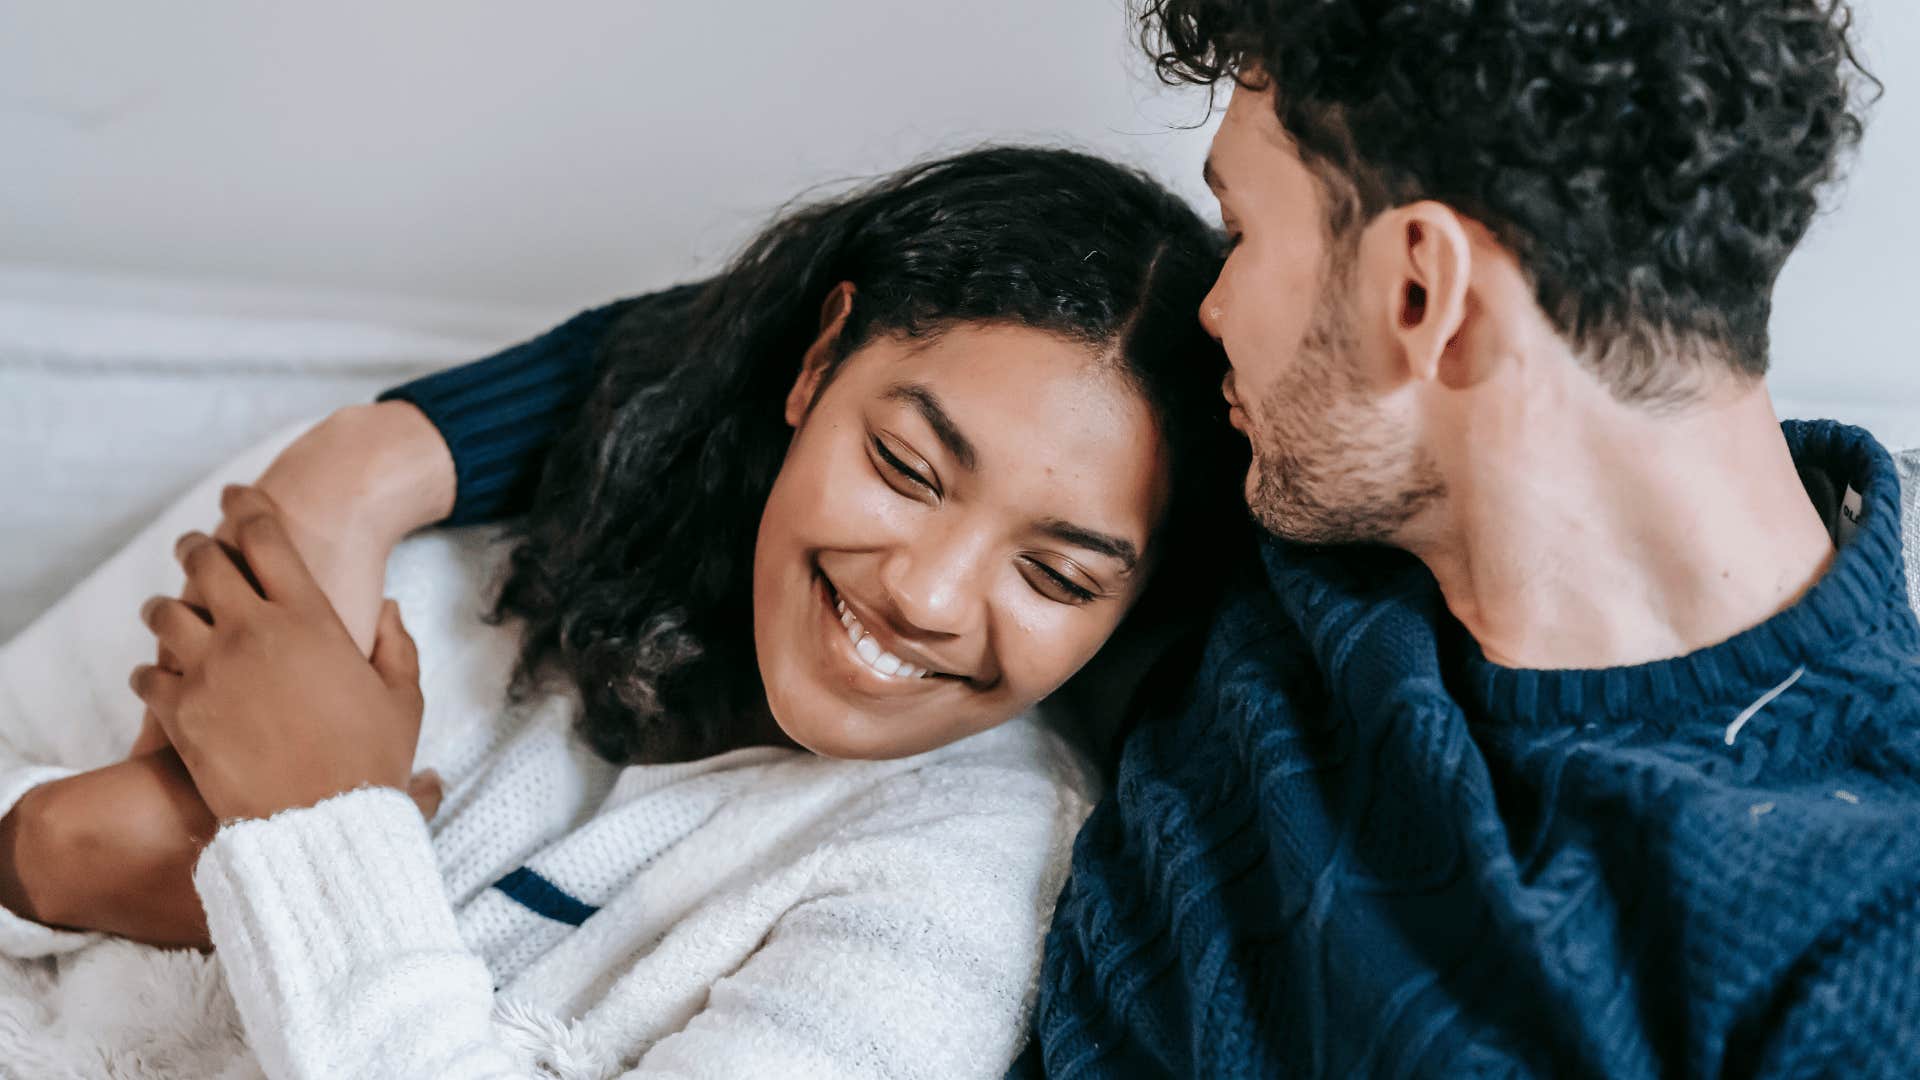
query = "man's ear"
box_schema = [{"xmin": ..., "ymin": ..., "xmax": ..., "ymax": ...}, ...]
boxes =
[
  {"xmin": 1385, "ymin": 202, "xmax": 1472, "ymax": 385},
  {"xmin": 785, "ymin": 282, "xmax": 857, "ymax": 427}
]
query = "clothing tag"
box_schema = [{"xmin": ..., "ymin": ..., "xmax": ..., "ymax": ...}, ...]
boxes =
[{"xmin": 1837, "ymin": 484, "xmax": 1864, "ymax": 545}]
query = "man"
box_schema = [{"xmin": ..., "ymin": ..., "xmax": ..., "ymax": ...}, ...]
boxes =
[{"xmin": 1026, "ymin": 1, "xmax": 1920, "ymax": 1075}]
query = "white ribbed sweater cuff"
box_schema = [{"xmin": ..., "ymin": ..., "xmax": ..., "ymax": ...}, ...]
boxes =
[
  {"xmin": 195, "ymin": 786, "xmax": 491, "ymax": 1074},
  {"xmin": 0, "ymin": 763, "xmax": 99, "ymax": 957},
  {"xmin": 196, "ymin": 784, "xmax": 466, "ymax": 977}
]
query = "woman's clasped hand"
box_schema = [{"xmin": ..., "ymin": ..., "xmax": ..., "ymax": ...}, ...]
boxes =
[{"xmin": 130, "ymin": 485, "xmax": 430, "ymax": 824}]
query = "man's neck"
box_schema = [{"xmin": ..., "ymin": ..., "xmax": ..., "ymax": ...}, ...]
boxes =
[{"xmin": 1408, "ymin": 379, "xmax": 1836, "ymax": 670}]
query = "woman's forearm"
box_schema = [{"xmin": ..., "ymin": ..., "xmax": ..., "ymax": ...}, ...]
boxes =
[
  {"xmin": 128, "ymin": 400, "xmax": 460, "ymax": 760},
  {"xmin": 247, "ymin": 401, "xmax": 457, "ymax": 652},
  {"xmin": 0, "ymin": 781, "xmax": 58, "ymax": 927},
  {"xmin": 260, "ymin": 401, "xmax": 457, "ymax": 549},
  {"xmin": 0, "ymin": 755, "xmax": 215, "ymax": 949}
]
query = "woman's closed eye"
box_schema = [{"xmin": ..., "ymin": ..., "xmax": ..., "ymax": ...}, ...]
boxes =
[
  {"xmin": 1019, "ymin": 557, "xmax": 1099, "ymax": 605},
  {"xmin": 868, "ymin": 429, "xmax": 1105, "ymax": 606},
  {"xmin": 871, "ymin": 434, "xmax": 940, "ymax": 499}
]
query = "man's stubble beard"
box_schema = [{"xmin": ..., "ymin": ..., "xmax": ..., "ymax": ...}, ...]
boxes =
[{"xmin": 1243, "ymin": 251, "xmax": 1447, "ymax": 546}]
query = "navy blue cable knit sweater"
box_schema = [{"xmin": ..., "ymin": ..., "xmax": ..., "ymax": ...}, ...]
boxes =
[
  {"xmin": 1028, "ymin": 419, "xmax": 1920, "ymax": 1078},
  {"xmin": 386, "ymin": 307, "xmax": 1920, "ymax": 1078}
]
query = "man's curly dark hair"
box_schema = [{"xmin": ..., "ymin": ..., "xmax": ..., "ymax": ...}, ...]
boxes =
[{"xmin": 1141, "ymin": 0, "xmax": 1877, "ymax": 400}]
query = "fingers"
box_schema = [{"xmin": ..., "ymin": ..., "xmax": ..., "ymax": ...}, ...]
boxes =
[
  {"xmin": 369, "ymin": 598, "xmax": 420, "ymax": 692},
  {"xmin": 141, "ymin": 596, "xmax": 212, "ymax": 671},
  {"xmin": 174, "ymin": 532, "xmax": 260, "ymax": 618},
  {"xmin": 128, "ymin": 665, "xmax": 185, "ymax": 738},
  {"xmin": 219, "ymin": 486, "xmax": 329, "ymax": 613},
  {"xmin": 128, "ymin": 710, "xmax": 173, "ymax": 758},
  {"xmin": 406, "ymin": 769, "xmax": 443, "ymax": 820}
]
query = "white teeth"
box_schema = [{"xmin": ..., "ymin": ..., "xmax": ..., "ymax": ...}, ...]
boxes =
[{"xmin": 832, "ymin": 595, "xmax": 929, "ymax": 680}]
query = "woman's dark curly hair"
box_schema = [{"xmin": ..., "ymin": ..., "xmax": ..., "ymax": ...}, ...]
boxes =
[
  {"xmin": 1141, "ymin": 0, "xmax": 1877, "ymax": 401},
  {"xmin": 495, "ymin": 146, "xmax": 1247, "ymax": 765}
]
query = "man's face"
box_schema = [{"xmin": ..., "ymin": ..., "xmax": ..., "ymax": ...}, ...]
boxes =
[{"xmin": 1200, "ymin": 83, "xmax": 1444, "ymax": 545}]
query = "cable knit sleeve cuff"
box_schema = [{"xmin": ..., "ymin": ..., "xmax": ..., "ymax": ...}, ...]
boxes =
[
  {"xmin": 194, "ymin": 787, "xmax": 468, "ymax": 997},
  {"xmin": 0, "ymin": 764, "xmax": 99, "ymax": 957},
  {"xmin": 377, "ymin": 301, "xmax": 624, "ymax": 526}
]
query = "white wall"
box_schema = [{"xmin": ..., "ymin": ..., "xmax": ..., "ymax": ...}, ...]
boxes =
[
  {"xmin": 0, "ymin": 0, "xmax": 1217, "ymax": 328},
  {"xmin": 1770, "ymin": 0, "xmax": 1920, "ymax": 413},
  {"xmin": 0, "ymin": 0, "xmax": 1911, "ymax": 401}
]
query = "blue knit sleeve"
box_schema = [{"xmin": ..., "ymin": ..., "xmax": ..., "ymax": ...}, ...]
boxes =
[
  {"xmin": 1750, "ymin": 886, "xmax": 1920, "ymax": 1079},
  {"xmin": 378, "ymin": 299, "xmax": 631, "ymax": 525}
]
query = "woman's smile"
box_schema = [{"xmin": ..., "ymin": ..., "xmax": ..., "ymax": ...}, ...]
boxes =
[
  {"xmin": 755, "ymin": 323, "xmax": 1169, "ymax": 760},
  {"xmin": 813, "ymin": 571, "xmax": 963, "ymax": 697}
]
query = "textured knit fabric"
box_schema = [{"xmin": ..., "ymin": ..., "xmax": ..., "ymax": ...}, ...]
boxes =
[
  {"xmin": 0, "ymin": 430, "xmax": 1094, "ymax": 1079},
  {"xmin": 1025, "ymin": 420, "xmax": 1920, "ymax": 1078}
]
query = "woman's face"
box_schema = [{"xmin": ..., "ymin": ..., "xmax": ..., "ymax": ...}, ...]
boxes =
[{"xmin": 751, "ymin": 316, "xmax": 1171, "ymax": 759}]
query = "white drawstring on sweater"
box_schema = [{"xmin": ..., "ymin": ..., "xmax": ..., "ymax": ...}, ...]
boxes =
[{"xmin": 1725, "ymin": 666, "xmax": 1807, "ymax": 746}]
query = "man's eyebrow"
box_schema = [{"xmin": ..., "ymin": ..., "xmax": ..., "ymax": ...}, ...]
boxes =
[
  {"xmin": 884, "ymin": 383, "xmax": 978, "ymax": 472},
  {"xmin": 1202, "ymin": 153, "xmax": 1226, "ymax": 194},
  {"xmin": 1038, "ymin": 518, "xmax": 1140, "ymax": 575}
]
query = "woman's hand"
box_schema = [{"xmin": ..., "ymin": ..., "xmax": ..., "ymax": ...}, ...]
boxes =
[
  {"xmin": 130, "ymin": 487, "xmax": 429, "ymax": 822},
  {"xmin": 127, "ymin": 401, "xmax": 455, "ymax": 758}
]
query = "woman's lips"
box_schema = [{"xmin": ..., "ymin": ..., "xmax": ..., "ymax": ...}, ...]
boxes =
[
  {"xmin": 834, "ymin": 595, "xmax": 933, "ymax": 679},
  {"xmin": 812, "ymin": 573, "xmax": 953, "ymax": 696}
]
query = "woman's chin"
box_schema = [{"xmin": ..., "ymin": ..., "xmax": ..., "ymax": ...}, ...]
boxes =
[
  {"xmin": 765, "ymin": 694, "xmax": 1001, "ymax": 761},
  {"xmin": 769, "ymin": 709, "xmax": 893, "ymax": 760}
]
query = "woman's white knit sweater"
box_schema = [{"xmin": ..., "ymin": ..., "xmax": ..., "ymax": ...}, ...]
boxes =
[{"xmin": 0, "ymin": 431, "xmax": 1096, "ymax": 1079}]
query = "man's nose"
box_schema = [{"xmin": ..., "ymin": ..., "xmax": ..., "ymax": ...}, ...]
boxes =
[{"xmin": 1199, "ymin": 281, "xmax": 1226, "ymax": 342}]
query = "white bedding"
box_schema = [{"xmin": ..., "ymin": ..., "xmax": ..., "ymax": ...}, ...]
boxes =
[{"xmin": 0, "ymin": 266, "xmax": 563, "ymax": 640}]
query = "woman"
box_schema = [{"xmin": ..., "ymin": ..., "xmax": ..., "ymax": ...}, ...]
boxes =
[{"xmin": 0, "ymin": 147, "xmax": 1243, "ymax": 1077}]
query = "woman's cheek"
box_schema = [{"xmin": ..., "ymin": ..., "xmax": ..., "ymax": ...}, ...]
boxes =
[
  {"xmin": 994, "ymin": 593, "xmax": 1107, "ymax": 703},
  {"xmin": 812, "ymin": 442, "xmax": 902, "ymax": 524}
]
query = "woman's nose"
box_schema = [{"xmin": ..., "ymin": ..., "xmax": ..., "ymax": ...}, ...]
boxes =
[{"xmin": 879, "ymin": 528, "xmax": 989, "ymax": 638}]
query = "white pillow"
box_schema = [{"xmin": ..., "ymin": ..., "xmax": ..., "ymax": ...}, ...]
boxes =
[{"xmin": 0, "ymin": 267, "xmax": 540, "ymax": 641}]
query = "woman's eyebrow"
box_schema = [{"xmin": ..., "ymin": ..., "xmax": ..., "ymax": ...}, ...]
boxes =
[
  {"xmin": 883, "ymin": 383, "xmax": 978, "ymax": 471},
  {"xmin": 1037, "ymin": 518, "xmax": 1139, "ymax": 574},
  {"xmin": 881, "ymin": 382, "xmax": 1138, "ymax": 572}
]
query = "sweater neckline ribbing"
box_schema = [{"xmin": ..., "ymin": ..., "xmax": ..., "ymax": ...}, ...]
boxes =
[{"xmin": 1456, "ymin": 419, "xmax": 1918, "ymax": 730}]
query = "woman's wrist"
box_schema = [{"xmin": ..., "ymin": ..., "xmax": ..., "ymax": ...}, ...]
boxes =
[
  {"xmin": 259, "ymin": 401, "xmax": 457, "ymax": 547},
  {"xmin": 235, "ymin": 401, "xmax": 454, "ymax": 655}
]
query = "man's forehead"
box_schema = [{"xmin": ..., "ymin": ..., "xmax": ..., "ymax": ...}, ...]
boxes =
[{"xmin": 1207, "ymin": 85, "xmax": 1306, "ymax": 192}]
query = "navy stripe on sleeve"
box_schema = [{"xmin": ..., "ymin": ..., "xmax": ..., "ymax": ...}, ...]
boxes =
[{"xmin": 492, "ymin": 867, "xmax": 600, "ymax": 927}]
